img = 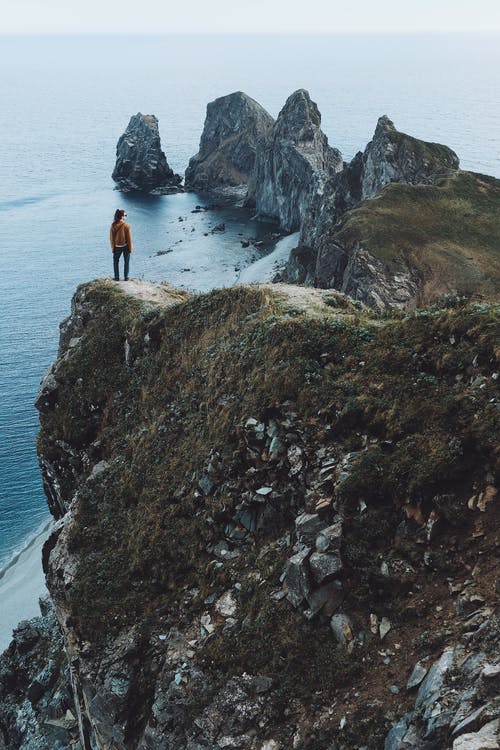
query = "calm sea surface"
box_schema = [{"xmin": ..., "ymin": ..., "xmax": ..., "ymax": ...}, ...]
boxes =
[{"xmin": 1, "ymin": 33, "xmax": 500, "ymax": 572}]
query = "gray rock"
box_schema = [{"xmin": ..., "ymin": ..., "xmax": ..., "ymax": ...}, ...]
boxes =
[
  {"xmin": 295, "ymin": 513, "xmax": 324, "ymax": 546},
  {"xmin": 452, "ymin": 719, "xmax": 500, "ymax": 750},
  {"xmin": 406, "ymin": 660, "xmax": 428, "ymax": 690},
  {"xmin": 112, "ymin": 113, "xmax": 182, "ymax": 193},
  {"xmin": 285, "ymin": 548, "xmax": 312, "ymax": 607},
  {"xmin": 269, "ymin": 436, "xmax": 285, "ymax": 461},
  {"xmin": 315, "ymin": 522, "xmax": 342, "ymax": 552},
  {"xmin": 384, "ymin": 714, "xmax": 412, "ymax": 750},
  {"xmin": 283, "ymin": 115, "xmax": 459, "ymax": 308},
  {"xmin": 360, "ymin": 115, "xmax": 459, "ymax": 201},
  {"xmin": 247, "ymin": 89, "xmax": 343, "ymax": 231},
  {"xmin": 415, "ymin": 646, "xmax": 455, "ymax": 709},
  {"xmin": 305, "ymin": 580, "xmax": 343, "ymax": 617},
  {"xmin": 185, "ymin": 91, "xmax": 274, "ymax": 194},
  {"xmin": 199, "ymin": 475, "xmax": 215, "ymax": 496},
  {"xmin": 309, "ymin": 551, "xmax": 343, "ymax": 584},
  {"xmin": 330, "ymin": 613, "xmax": 353, "ymax": 646}
]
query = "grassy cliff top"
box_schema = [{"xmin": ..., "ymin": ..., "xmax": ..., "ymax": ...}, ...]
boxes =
[
  {"xmin": 336, "ymin": 170, "xmax": 500, "ymax": 303},
  {"xmin": 38, "ymin": 281, "xmax": 499, "ymax": 747}
]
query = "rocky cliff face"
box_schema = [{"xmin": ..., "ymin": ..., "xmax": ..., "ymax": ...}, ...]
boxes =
[
  {"xmin": 299, "ymin": 116, "xmax": 460, "ymax": 253},
  {"xmin": 0, "ymin": 598, "xmax": 78, "ymax": 750},
  {"xmin": 112, "ymin": 113, "xmax": 182, "ymax": 194},
  {"xmin": 360, "ymin": 115, "xmax": 459, "ymax": 200},
  {"xmin": 281, "ymin": 118, "xmax": 500, "ymax": 310},
  {"xmin": 246, "ymin": 89, "xmax": 343, "ymax": 231},
  {"xmin": 6, "ymin": 280, "xmax": 496, "ymax": 750},
  {"xmin": 184, "ymin": 92, "xmax": 274, "ymax": 195}
]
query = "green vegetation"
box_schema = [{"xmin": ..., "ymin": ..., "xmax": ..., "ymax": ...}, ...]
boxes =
[{"xmin": 336, "ymin": 171, "xmax": 500, "ymax": 302}]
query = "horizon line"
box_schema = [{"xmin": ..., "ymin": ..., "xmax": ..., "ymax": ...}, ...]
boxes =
[{"xmin": 2, "ymin": 29, "xmax": 500, "ymax": 36}]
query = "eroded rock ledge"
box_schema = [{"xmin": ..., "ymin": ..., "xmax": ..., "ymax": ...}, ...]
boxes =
[{"xmin": 1, "ymin": 280, "xmax": 496, "ymax": 750}]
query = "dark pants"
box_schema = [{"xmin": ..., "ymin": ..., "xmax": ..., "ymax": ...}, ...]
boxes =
[{"xmin": 113, "ymin": 246, "xmax": 130, "ymax": 280}]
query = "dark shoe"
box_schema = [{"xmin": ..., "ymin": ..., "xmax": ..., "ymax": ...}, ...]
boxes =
[
  {"xmin": 124, "ymin": 277, "xmax": 129, "ymax": 281},
  {"xmin": 114, "ymin": 277, "xmax": 120, "ymax": 281}
]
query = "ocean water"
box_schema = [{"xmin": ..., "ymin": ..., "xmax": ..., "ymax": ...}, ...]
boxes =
[{"xmin": 1, "ymin": 33, "xmax": 500, "ymax": 643}]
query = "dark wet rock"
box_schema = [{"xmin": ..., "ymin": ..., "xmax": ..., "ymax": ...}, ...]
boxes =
[
  {"xmin": 295, "ymin": 512, "xmax": 324, "ymax": 546},
  {"xmin": 185, "ymin": 91, "xmax": 274, "ymax": 194},
  {"xmin": 285, "ymin": 548, "xmax": 312, "ymax": 607},
  {"xmin": 0, "ymin": 599, "xmax": 78, "ymax": 750},
  {"xmin": 112, "ymin": 113, "xmax": 182, "ymax": 193},
  {"xmin": 304, "ymin": 581, "xmax": 343, "ymax": 618},
  {"xmin": 247, "ymin": 89, "xmax": 343, "ymax": 231}
]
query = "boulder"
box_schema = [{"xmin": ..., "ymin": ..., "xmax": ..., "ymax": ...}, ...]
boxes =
[
  {"xmin": 246, "ymin": 89, "xmax": 343, "ymax": 231},
  {"xmin": 112, "ymin": 113, "xmax": 182, "ymax": 193},
  {"xmin": 309, "ymin": 551, "xmax": 342, "ymax": 584},
  {"xmin": 185, "ymin": 91, "xmax": 274, "ymax": 194},
  {"xmin": 295, "ymin": 513, "xmax": 324, "ymax": 546},
  {"xmin": 284, "ymin": 548, "xmax": 312, "ymax": 607},
  {"xmin": 453, "ymin": 720, "xmax": 499, "ymax": 750}
]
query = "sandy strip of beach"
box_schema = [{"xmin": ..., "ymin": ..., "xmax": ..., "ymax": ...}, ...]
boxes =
[
  {"xmin": 238, "ymin": 232, "xmax": 299, "ymax": 284},
  {"xmin": 0, "ymin": 521, "xmax": 53, "ymax": 653}
]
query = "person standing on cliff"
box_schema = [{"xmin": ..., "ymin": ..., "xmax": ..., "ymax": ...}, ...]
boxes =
[{"xmin": 110, "ymin": 209, "xmax": 133, "ymax": 281}]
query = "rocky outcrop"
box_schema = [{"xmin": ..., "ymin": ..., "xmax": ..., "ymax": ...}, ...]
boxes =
[
  {"xmin": 0, "ymin": 598, "xmax": 78, "ymax": 750},
  {"xmin": 386, "ymin": 614, "xmax": 500, "ymax": 749},
  {"xmin": 300, "ymin": 115, "xmax": 460, "ymax": 252},
  {"xmin": 26, "ymin": 280, "xmax": 499, "ymax": 749},
  {"xmin": 282, "ymin": 117, "xmax": 500, "ymax": 309},
  {"xmin": 112, "ymin": 113, "xmax": 182, "ymax": 193},
  {"xmin": 361, "ymin": 115, "xmax": 459, "ymax": 200},
  {"xmin": 246, "ymin": 89, "xmax": 343, "ymax": 231},
  {"xmin": 184, "ymin": 91, "xmax": 274, "ymax": 195}
]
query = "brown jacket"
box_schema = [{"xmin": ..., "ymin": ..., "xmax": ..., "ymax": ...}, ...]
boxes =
[{"xmin": 110, "ymin": 221, "xmax": 133, "ymax": 252}]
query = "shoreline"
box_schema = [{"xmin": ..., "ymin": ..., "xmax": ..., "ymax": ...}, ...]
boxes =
[{"xmin": 0, "ymin": 518, "xmax": 53, "ymax": 653}]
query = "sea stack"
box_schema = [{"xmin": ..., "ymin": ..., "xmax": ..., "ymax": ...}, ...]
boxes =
[
  {"xmin": 185, "ymin": 91, "xmax": 274, "ymax": 195},
  {"xmin": 112, "ymin": 113, "xmax": 182, "ymax": 193},
  {"xmin": 246, "ymin": 89, "xmax": 343, "ymax": 231}
]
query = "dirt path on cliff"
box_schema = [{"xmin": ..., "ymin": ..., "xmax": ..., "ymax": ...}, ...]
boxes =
[
  {"xmin": 112, "ymin": 279, "xmax": 191, "ymax": 307},
  {"xmin": 113, "ymin": 278, "xmax": 359, "ymax": 319}
]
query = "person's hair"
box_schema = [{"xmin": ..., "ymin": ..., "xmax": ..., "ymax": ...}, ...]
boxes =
[{"xmin": 113, "ymin": 209, "xmax": 126, "ymax": 224}]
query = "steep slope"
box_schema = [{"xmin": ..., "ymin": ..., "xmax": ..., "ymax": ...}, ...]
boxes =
[{"xmin": 24, "ymin": 280, "xmax": 499, "ymax": 750}]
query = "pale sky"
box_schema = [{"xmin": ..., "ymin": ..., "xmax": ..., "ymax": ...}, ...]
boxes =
[{"xmin": 3, "ymin": 0, "xmax": 500, "ymax": 34}]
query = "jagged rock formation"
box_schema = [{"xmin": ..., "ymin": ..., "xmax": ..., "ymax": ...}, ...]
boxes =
[
  {"xmin": 299, "ymin": 115, "xmax": 460, "ymax": 253},
  {"xmin": 386, "ymin": 613, "xmax": 500, "ymax": 749},
  {"xmin": 282, "ymin": 118, "xmax": 500, "ymax": 309},
  {"xmin": 20, "ymin": 280, "xmax": 499, "ymax": 749},
  {"xmin": 361, "ymin": 115, "xmax": 459, "ymax": 200},
  {"xmin": 112, "ymin": 113, "xmax": 182, "ymax": 193},
  {"xmin": 0, "ymin": 598, "xmax": 78, "ymax": 750},
  {"xmin": 184, "ymin": 91, "xmax": 274, "ymax": 195},
  {"xmin": 246, "ymin": 89, "xmax": 343, "ymax": 231}
]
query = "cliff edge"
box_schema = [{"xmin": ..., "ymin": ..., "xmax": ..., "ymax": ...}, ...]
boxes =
[{"xmin": 6, "ymin": 280, "xmax": 494, "ymax": 750}]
